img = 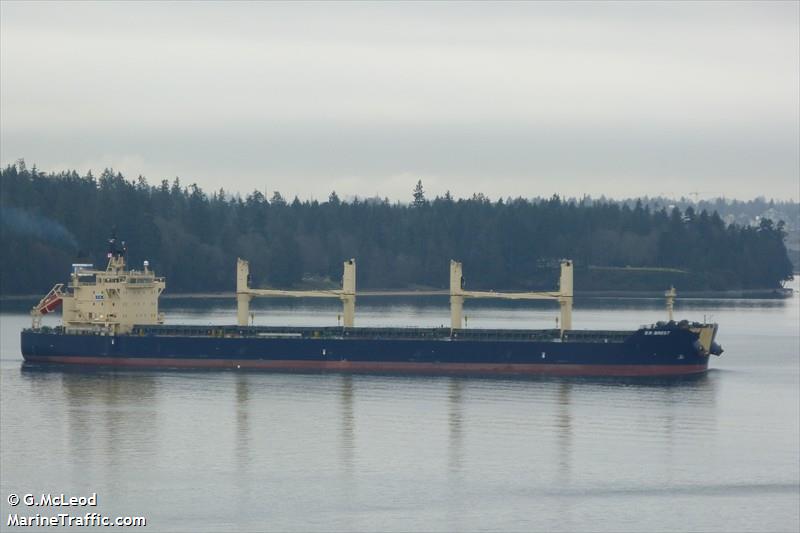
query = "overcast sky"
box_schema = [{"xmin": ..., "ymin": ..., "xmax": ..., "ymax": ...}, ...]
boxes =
[{"xmin": 1, "ymin": 1, "xmax": 798, "ymax": 202}]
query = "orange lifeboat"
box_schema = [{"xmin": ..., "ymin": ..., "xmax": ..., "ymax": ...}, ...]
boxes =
[{"xmin": 34, "ymin": 284, "xmax": 64, "ymax": 315}]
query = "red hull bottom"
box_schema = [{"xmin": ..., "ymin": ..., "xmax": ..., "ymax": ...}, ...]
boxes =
[{"xmin": 23, "ymin": 355, "xmax": 709, "ymax": 377}]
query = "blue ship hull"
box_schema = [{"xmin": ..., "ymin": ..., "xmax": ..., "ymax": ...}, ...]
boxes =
[{"xmin": 21, "ymin": 324, "xmax": 713, "ymax": 377}]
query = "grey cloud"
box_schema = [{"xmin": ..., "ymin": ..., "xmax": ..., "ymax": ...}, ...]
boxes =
[{"xmin": 1, "ymin": 1, "xmax": 798, "ymax": 201}]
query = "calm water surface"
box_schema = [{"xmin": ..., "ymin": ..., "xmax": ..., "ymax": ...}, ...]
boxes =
[{"xmin": 1, "ymin": 288, "xmax": 798, "ymax": 532}]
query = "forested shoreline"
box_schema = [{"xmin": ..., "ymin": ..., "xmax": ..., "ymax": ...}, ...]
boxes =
[{"xmin": 0, "ymin": 164, "xmax": 794, "ymax": 296}]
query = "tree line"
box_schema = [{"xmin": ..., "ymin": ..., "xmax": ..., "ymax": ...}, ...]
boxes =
[{"xmin": 0, "ymin": 164, "xmax": 794, "ymax": 296}]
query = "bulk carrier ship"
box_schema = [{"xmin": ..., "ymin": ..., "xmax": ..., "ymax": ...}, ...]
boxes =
[{"xmin": 21, "ymin": 237, "xmax": 723, "ymax": 377}]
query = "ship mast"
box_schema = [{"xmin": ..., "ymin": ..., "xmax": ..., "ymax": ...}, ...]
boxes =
[{"xmin": 106, "ymin": 233, "xmax": 127, "ymax": 272}]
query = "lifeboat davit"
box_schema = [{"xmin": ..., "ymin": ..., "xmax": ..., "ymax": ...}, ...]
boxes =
[{"xmin": 34, "ymin": 284, "xmax": 65, "ymax": 315}]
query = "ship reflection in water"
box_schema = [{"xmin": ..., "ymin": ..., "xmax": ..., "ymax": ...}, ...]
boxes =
[{"xmin": 18, "ymin": 365, "xmax": 720, "ymax": 525}]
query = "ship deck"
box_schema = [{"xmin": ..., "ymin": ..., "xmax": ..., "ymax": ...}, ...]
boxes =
[{"xmin": 116, "ymin": 325, "xmax": 636, "ymax": 344}]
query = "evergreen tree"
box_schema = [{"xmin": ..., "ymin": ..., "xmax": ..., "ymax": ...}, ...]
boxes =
[
  {"xmin": 270, "ymin": 191, "xmax": 286, "ymax": 206},
  {"xmin": 0, "ymin": 165, "xmax": 794, "ymax": 295},
  {"xmin": 412, "ymin": 180, "xmax": 426, "ymax": 207}
]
